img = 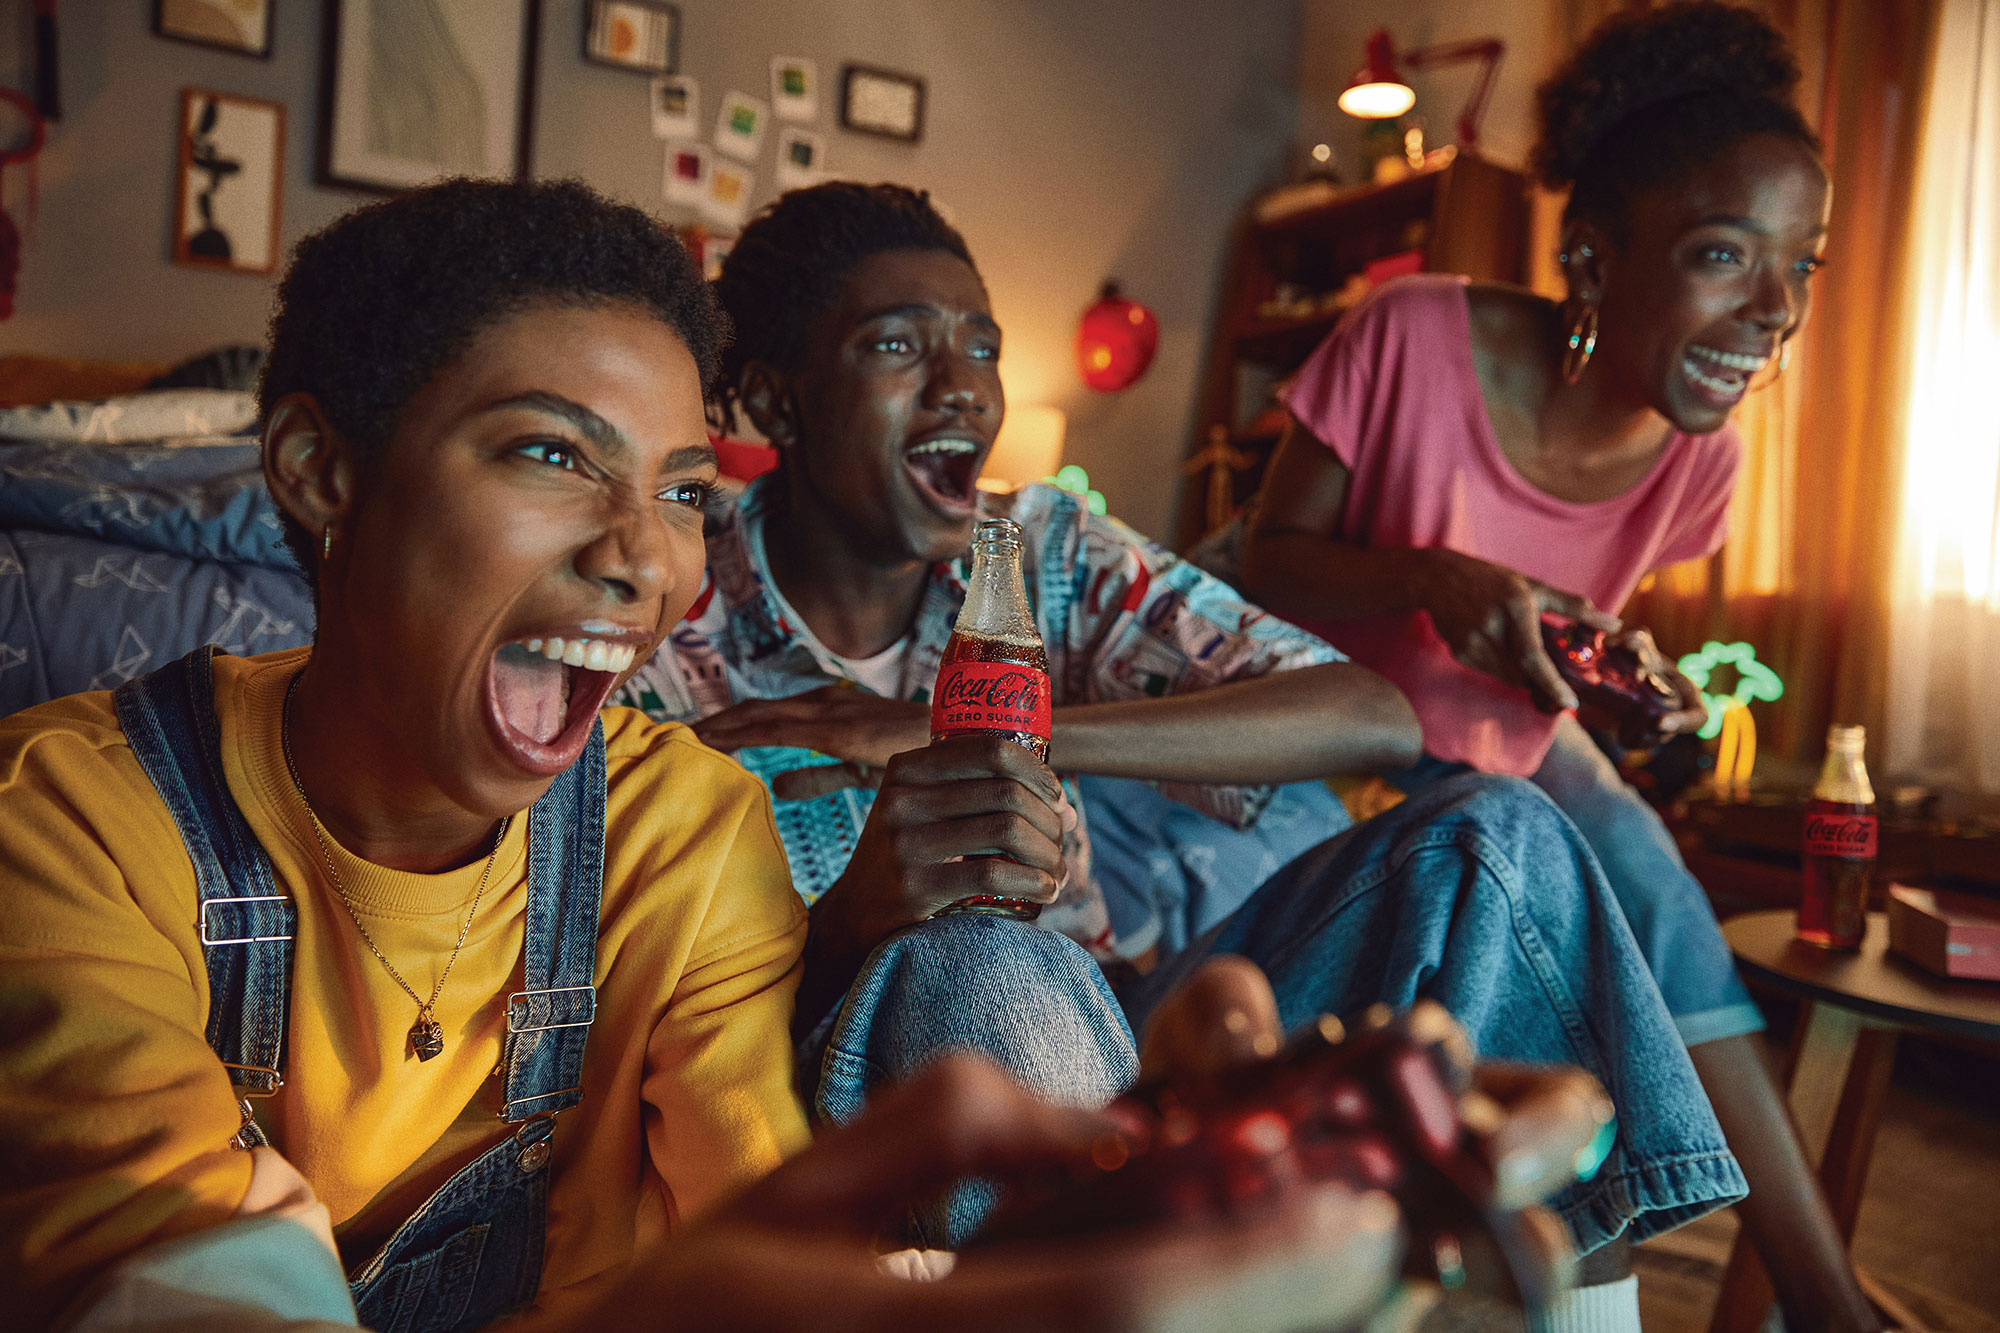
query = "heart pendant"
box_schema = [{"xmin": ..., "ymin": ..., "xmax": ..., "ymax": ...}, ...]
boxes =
[{"xmin": 409, "ymin": 1011, "xmax": 445, "ymax": 1062}]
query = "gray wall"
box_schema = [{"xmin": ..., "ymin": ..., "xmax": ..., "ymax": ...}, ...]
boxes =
[{"xmin": 0, "ymin": 1, "xmax": 1301, "ymax": 541}]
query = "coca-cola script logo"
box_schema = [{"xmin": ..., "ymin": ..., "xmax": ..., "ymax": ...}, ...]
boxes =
[
  {"xmin": 931, "ymin": 662, "xmax": 1052, "ymax": 739},
  {"xmin": 1804, "ymin": 814, "xmax": 1877, "ymax": 859},
  {"xmin": 937, "ymin": 669, "xmax": 1044, "ymax": 714}
]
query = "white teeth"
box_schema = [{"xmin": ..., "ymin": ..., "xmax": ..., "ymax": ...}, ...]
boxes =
[
  {"xmin": 907, "ymin": 438, "xmax": 978, "ymax": 456},
  {"xmin": 1687, "ymin": 346, "xmax": 1769, "ymax": 373},
  {"xmin": 517, "ymin": 635, "xmax": 638, "ymax": 672}
]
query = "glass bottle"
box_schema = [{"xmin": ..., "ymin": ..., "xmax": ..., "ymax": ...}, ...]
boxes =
[
  {"xmin": 930, "ymin": 518, "xmax": 1052, "ymax": 919},
  {"xmin": 1798, "ymin": 724, "xmax": 1876, "ymax": 950}
]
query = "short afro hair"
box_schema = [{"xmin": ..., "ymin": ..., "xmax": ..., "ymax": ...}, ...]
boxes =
[
  {"xmin": 1533, "ymin": 2, "xmax": 1821, "ymax": 235},
  {"xmin": 711, "ymin": 181, "xmax": 976, "ymax": 432},
  {"xmin": 260, "ymin": 176, "xmax": 726, "ymax": 572}
]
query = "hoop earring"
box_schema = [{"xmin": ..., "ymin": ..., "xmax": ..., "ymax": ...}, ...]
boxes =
[{"xmin": 1562, "ymin": 304, "xmax": 1599, "ymax": 384}]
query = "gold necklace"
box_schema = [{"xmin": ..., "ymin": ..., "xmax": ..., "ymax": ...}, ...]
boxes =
[{"xmin": 281, "ymin": 674, "xmax": 509, "ymax": 1062}]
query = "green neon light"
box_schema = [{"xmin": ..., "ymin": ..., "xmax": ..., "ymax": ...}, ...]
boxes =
[
  {"xmin": 1676, "ymin": 640, "xmax": 1785, "ymax": 739},
  {"xmin": 1045, "ymin": 464, "xmax": 1107, "ymax": 515}
]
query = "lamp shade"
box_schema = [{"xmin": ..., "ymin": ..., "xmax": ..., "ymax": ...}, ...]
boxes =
[
  {"xmin": 1337, "ymin": 30, "xmax": 1415, "ymax": 119},
  {"xmin": 1076, "ymin": 284, "xmax": 1159, "ymax": 393},
  {"xmin": 981, "ymin": 404, "xmax": 1066, "ymax": 491}
]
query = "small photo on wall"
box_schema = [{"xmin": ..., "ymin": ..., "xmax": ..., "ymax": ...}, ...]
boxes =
[
  {"xmin": 714, "ymin": 91, "xmax": 768, "ymax": 163},
  {"xmin": 702, "ymin": 161, "xmax": 755, "ymax": 230},
  {"xmin": 662, "ymin": 141, "xmax": 709, "ymax": 207},
  {"xmin": 650, "ymin": 75, "xmax": 699, "ymax": 139},
  {"xmin": 839, "ymin": 64, "xmax": 925, "ymax": 144},
  {"xmin": 774, "ymin": 128, "xmax": 826, "ymax": 192},
  {"xmin": 770, "ymin": 57, "xmax": 818, "ymax": 123},
  {"xmin": 584, "ymin": 0, "xmax": 679, "ymax": 74},
  {"xmin": 174, "ymin": 88, "xmax": 284, "ymax": 275},
  {"xmin": 154, "ymin": 0, "xmax": 273, "ymax": 58}
]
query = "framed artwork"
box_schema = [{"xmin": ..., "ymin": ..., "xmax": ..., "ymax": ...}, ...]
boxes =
[
  {"xmin": 319, "ymin": 0, "xmax": 538, "ymax": 193},
  {"xmin": 770, "ymin": 56, "xmax": 817, "ymax": 122},
  {"xmin": 173, "ymin": 88, "xmax": 284, "ymax": 275},
  {"xmin": 839, "ymin": 64, "xmax": 925, "ymax": 144},
  {"xmin": 154, "ymin": 0, "xmax": 274, "ymax": 59},
  {"xmin": 583, "ymin": 0, "xmax": 678, "ymax": 75}
]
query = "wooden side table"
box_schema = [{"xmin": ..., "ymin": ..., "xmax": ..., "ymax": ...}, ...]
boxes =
[{"xmin": 1707, "ymin": 911, "xmax": 2000, "ymax": 1333}]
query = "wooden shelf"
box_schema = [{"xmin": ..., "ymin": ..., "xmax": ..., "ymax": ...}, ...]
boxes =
[
  {"xmin": 1174, "ymin": 151, "xmax": 1530, "ymax": 550},
  {"xmin": 1232, "ymin": 308, "xmax": 1346, "ymax": 363}
]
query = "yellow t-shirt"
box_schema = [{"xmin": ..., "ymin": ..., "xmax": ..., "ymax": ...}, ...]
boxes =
[{"xmin": 0, "ymin": 648, "xmax": 810, "ymax": 1328}]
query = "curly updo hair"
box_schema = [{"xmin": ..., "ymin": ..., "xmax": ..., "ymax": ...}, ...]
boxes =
[
  {"xmin": 1534, "ymin": 1, "xmax": 1821, "ymax": 235},
  {"xmin": 711, "ymin": 181, "xmax": 976, "ymax": 433},
  {"xmin": 261, "ymin": 177, "xmax": 726, "ymax": 573}
]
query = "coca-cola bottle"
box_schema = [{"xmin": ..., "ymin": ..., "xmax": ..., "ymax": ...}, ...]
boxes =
[
  {"xmin": 930, "ymin": 518, "xmax": 1053, "ymax": 920},
  {"xmin": 1798, "ymin": 724, "xmax": 1876, "ymax": 950}
]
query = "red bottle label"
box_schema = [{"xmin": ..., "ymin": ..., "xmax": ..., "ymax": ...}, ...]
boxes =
[
  {"xmin": 931, "ymin": 661, "xmax": 1052, "ymax": 739},
  {"xmin": 1803, "ymin": 813, "xmax": 1877, "ymax": 859}
]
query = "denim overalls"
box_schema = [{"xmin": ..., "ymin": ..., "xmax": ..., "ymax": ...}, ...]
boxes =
[{"xmin": 114, "ymin": 648, "xmax": 606, "ymax": 1333}]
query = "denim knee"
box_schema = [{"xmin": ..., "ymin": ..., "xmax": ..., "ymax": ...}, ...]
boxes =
[{"xmin": 815, "ymin": 914, "xmax": 1138, "ymax": 1127}]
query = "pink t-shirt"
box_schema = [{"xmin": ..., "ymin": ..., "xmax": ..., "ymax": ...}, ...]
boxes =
[{"xmin": 1280, "ymin": 274, "xmax": 1740, "ymax": 776}]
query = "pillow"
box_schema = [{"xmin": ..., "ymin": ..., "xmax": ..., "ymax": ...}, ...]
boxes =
[{"xmin": 0, "ymin": 389, "xmax": 259, "ymax": 443}]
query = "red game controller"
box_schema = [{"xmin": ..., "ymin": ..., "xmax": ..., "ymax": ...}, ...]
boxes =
[
  {"xmin": 973, "ymin": 1004, "xmax": 1577, "ymax": 1314},
  {"xmin": 1539, "ymin": 613, "xmax": 1683, "ymax": 748}
]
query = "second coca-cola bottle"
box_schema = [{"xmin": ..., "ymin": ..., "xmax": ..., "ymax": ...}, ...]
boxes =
[
  {"xmin": 930, "ymin": 517, "xmax": 1052, "ymax": 920},
  {"xmin": 1798, "ymin": 724, "xmax": 1876, "ymax": 950}
]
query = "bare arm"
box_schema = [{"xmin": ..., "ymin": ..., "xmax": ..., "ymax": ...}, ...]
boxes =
[
  {"xmin": 1239, "ymin": 416, "xmax": 1617, "ymax": 714},
  {"xmin": 693, "ymin": 664, "xmax": 1420, "ymax": 788},
  {"xmin": 1051, "ymin": 662, "xmax": 1418, "ymax": 781}
]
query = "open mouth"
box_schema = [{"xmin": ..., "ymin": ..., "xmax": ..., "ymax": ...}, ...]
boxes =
[
  {"xmin": 902, "ymin": 436, "xmax": 985, "ymax": 516},
  {"xmin": 1681, "ymin": 345, "xmax": 1769, "ymax": 405},
  {"xmin": 484, "ymin": 635, "xmax": 637, "ymax": 775}
]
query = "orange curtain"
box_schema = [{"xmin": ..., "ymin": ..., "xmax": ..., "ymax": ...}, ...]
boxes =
[{"xmin": 1565, "ymin": 0, "xmax": 1943, "ymax": 769}]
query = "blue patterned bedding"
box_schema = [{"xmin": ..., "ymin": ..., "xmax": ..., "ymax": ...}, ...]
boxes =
[{"xmin": 0, "ymin": 439, "xmax": 313, "ymax": 716}]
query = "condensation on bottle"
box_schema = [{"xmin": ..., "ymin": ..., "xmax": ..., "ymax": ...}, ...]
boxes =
[{"xmin": 930, "ymin": 518, "xmax": 1053, "ymax": 921}]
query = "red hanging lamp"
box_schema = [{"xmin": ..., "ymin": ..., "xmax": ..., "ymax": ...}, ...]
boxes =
[{"xmin": 1076, "ymin": 282, "xmax": 1159, "ymax": 393}]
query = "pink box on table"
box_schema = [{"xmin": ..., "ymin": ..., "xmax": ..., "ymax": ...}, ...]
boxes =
[{"xmin": 1887, "ymin": 884, "xmax": 2000, "ymax": 981}]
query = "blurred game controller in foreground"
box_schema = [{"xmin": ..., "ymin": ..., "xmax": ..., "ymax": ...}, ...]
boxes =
[{"xmin": 976, "ymin": 1001, "xmax": 1583, "ymax": 1315}]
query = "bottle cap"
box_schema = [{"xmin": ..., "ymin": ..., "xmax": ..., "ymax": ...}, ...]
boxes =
[{"xmin": 1827, "ymin": 723, "xmax": 1866, "ymax": 751}]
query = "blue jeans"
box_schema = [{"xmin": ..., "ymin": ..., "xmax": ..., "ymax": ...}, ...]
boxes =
[
  {"xmin": 1391, "ymin": 715, "xmax": 1766, "ymax": 1048},
  {"xmin": 811, "ymin": 774, "xmax": 1746, "ymax": 1254},
  {"xmin": 1077, "ymin": 775, "xmax": 1351, "ymax": 957}
]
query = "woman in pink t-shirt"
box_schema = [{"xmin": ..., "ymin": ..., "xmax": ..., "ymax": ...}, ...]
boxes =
[{"xmin": 1239, "ymin": 6, "xmax": 1876, "ymax": 1330}]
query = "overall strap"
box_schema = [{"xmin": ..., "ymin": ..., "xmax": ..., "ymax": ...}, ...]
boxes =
[
  {"xmin": 114, "ymin": 647, "xmax": 296, "ymax": 1135},
  {"xmin": 498, "ymin": 719, "xmax": 607, "ymax": 1124}
]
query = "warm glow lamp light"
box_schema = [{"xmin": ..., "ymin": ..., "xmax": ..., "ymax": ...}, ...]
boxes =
[
  {"xmin": 1076, "ymin": 283, "xmax": 1159, "ymax": 393},
  {"xmin": 980, "ymin": 404, "xmax": 1066, "ymax": 492},
  {"xmin": 1336, "ymin": 29, "xmax": 1505, "ymax": 149}
]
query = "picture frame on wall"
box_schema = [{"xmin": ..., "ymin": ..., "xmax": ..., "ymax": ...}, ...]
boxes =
[
  {"xmin": 173, "ymin": 88, "xmax": 284, "ymax": 275},
  {"xmin": 583, "ymin": 0, "xmax": 679, "ymax": 75},
  {"xmin": 319, "ymin": 0, "xmax": 538, "ymax": 193},
  {"xmin": 154, "ymin": 0, "xmax": 274, "ymax": 59},
  {"xmin": 839, "ymin": 64, "xmax": 925, "ymax": 144}
]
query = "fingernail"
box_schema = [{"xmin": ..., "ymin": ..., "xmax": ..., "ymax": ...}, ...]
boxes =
[{"xmin": 1574, "ymin": 1114, "xmax": 1617, "ymax": 1183}]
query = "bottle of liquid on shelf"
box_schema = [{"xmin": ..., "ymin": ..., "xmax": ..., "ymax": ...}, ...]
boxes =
[
  {"xmin": 930, "ymin": 518, "xmax": 1052, "ymax": 920},
  {"xmin": 1798, "ymin": 724, "xmax": 1876, "ymax": 950}
]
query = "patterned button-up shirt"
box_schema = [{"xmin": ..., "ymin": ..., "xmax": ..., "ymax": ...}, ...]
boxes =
[{"xmin": 615, "ymin": 477, "xmax": 1339, "ymax": 961}]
